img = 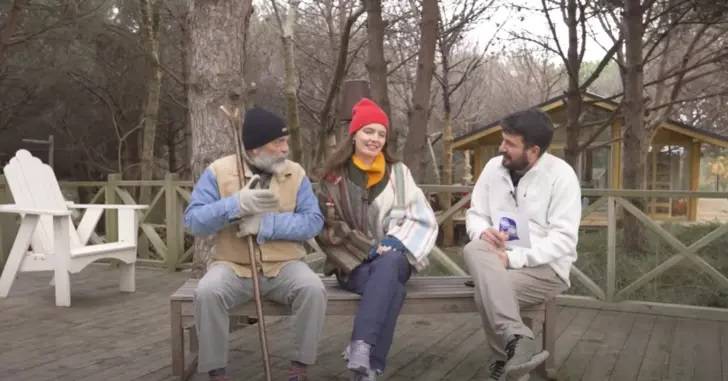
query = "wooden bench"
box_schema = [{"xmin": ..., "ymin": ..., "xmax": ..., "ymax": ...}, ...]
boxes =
[{"xmin": 170, "ymin": 276, "xmax": 557, "ymax": 381}]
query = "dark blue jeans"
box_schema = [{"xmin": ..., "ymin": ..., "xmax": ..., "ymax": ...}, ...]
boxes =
[{"xmin": 343, "ymin": 251, "xmax": 412, "ymax": 371}]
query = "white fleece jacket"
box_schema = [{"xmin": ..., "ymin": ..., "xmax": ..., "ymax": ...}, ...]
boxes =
[{"xmin": 466, "ymin": 153, "xmax": 581, "ymax": 285}]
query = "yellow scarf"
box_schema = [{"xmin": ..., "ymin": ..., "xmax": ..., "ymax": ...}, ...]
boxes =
[{"xmin": 352, "ymin": 153, "xmax": 386, "ymax": 188}]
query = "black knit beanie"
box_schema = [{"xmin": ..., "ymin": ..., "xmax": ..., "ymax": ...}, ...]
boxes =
[{"xmin": 241, "ymin": 107, "xmax": 289, "ymax": 150}]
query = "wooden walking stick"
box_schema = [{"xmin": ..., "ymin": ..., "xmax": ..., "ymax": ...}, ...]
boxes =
[{"xmin": 220, "ymin": 105, "xmax": 273, "ymax": 381}]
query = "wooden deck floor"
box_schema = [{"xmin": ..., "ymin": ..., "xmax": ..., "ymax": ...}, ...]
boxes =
[{"xmin": 1, "ymin": 266, "xmax": 727, "ymax": 381}]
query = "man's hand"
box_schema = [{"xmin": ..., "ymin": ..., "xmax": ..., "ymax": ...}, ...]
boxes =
[
  {"xmin": 479, "ymin": 228, "xmax": 507, "ymax": 249},
  {"xmin": 237, "ymin": 175, "xmax": 279, "ymax": 215},
  {"xmin": 479, "ymin": 228, "xmax": 509, "ymax": 268},
  {"xmin": 236, "ymin": 214, "xmax": 263, "ymax": 237}
]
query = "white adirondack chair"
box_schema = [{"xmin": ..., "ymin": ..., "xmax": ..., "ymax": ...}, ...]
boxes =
[{"xmin": 0, "ymin": 149, "xmax": 146, "ymax": 306}]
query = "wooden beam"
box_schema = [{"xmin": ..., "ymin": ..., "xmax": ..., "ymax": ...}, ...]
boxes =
[
  {"xmin": 451, "ymin": 126, "xmax": 501, "ymax": 150},
  {"xmin": 662, "ymin": 122, "xmax": 728, "ymax": 148},
  {"xmin": 570, "ymin": 265, "xmax": 607, "ymax": 300},
  {"xmin": 556, "ymin": 295, "xmax": 728, "ymax": 322},
  {"xmin": 688, "ymin": 141, "xmax": 701, "ymax": 221}
]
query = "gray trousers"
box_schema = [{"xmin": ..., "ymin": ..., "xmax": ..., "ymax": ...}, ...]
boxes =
[
  {"xmin": 194, "ymin": 261, "xmax": 327, "ymax": 373},
  {"xmin": 463, "ymin": 239, "xmax": 567, "ymax": 359}
]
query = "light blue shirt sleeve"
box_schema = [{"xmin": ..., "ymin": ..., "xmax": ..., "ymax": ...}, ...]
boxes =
[
  {"xmin": 183, "ymin": 168, "xmax": 241, "ymax": 236},
  {"xmin": 256, "ymin": 176, "xmax": 324, "ymax": 244}
]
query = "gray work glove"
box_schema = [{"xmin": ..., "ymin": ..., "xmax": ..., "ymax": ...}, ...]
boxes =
[
  {"xmin": 236, "ymin": 214, "xmax": 263, "ymax": 238},
  {"xmin": 237, "ymin": 175, "xmax": 279, "ymax": 216}
]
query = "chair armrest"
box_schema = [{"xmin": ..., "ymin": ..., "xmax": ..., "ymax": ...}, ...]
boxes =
[
  {"xmin": 0, "ymin": 204, "xmax": 71, "ymax": 216},
  {"xmin": 66, "ymin": 204, "xmax": 148, "ymax": 210}
]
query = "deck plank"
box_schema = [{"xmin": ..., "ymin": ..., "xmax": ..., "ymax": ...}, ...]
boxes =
[
  {"xmin": 609, "ymin": 313, "xmax": 656, "ymax": 381},
  {"xmin": 691, "ymin": 319, "xmax": 722, "ymax": 381},
  {"xmin": 723, "ymin": 323, "xmax": 728, "ymax": 381},
  {"xmin": 556, "ymin": 309, "xmax": 617, "ymax": 381},
  {"xmin": 581, "ymin": 311, "xmax": 637, "ymax": 381},
  {"xmin": 636, "ymin": 316, "xmax": 678, "ymax": 381},
  {"xmin": 1, "ymin": 266, "xmax": 728, "ymax": 381}
]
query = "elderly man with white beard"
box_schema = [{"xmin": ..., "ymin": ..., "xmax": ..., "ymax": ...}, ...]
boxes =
[{"xmin": 184, "ymin": 107, "xmax": 326, "ymax": 381}]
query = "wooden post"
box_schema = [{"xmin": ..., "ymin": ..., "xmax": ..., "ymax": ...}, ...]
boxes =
[
  {"xmin": 610, "ymin": 121, "xmax": 622, "ymax": 189},
  {"xmin": 650, "ymin": 149, "xmax": 657, "ymax": 215},
  {"xmin": 688, "ymin": 141, "xmax": 701, "ymax": 221},
  {"xmin": 607, "ymin": 197, "xmax": 616, "ymax": 302},
  {"xmin": 165, "ymin": 173, "xmax": 181, "ymax": 271},
  {"xmin": 473, "ymin": 146, "xmax": 483, "ymax": 180},
  {"xmin": 105, "ymin": 174, "xmax": 121, "ymax": 243},
  {"xmin": 462, "ymin": 150, "xmax": 473, "ymax": 185},
  {"xmin": 0, "ymin": 175, "xmax": 11, "ymax": 270}
]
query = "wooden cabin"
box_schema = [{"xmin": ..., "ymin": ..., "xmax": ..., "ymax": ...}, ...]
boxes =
[{"xmin": 452, "ymin": 93, "xmax": 728, "ymax": 221}]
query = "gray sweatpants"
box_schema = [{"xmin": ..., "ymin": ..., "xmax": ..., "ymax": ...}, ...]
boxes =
[
  {"xmin": 463, "ymin": 239, "xmax": 567, "ymax": 359},
  {"xmin": 194, "ymin": 261, "xmax": 327, "ymax": 373}
]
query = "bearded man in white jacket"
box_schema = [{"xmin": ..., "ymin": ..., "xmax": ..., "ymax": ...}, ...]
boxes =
[{"xmin": 463, "ymin": 109, "xmax": 581, "ymax": 381}]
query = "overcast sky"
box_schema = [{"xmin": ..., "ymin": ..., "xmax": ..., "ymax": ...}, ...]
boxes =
[{"xmin": 464, "ymin": 0, "xmax": 615, "ymax": 63}]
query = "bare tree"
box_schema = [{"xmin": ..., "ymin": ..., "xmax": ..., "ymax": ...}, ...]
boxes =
[
  {"xmin": 363, "ymin": 0, "xmax": 394, "ymax": 146},
  {"xmin": 0, "ymin": 0, "xmax": 28, "ymax": 66},
  {"xmin": 271, "ymin": 0, "xmax": 304, "ymax": 163},
  {"xmin": 513, "ymin": 0, "xmax": 622, "ymax": 171},
  {"xmin": 403, "ymin": 0, "xmax": 439, "ymax": 182},
  {"xmin": 139, "ymin": 0, "xmax": 162, "ymax": 203},
  {"xmin": 188, "ymin": 0, "xmax": 253, "ymax": 271},
  {"xmin": 314, "ymin": 2, "xmax": 365, "ymax": 167},
  {"xmin": 435, "ymin": 0, "xmax": 494, "ymax": 244}
]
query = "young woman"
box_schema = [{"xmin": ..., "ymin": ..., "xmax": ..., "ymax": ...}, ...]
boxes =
[{"xmin": 317, "ymin": 98, "xmax": 438, "ymax": 380}]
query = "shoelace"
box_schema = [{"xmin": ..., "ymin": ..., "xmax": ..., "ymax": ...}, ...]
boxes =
[{"xmin": 489, "ymin": 360, "xmax": 506, "ymax": 379}]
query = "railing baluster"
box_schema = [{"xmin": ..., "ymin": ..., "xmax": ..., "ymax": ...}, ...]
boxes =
[
  {"xmin": 105, "ymin": 174, "xmax": 121, "ymax": 243},
  {"xmin": 607, "ymin": 196, "xmax": 616, "ymax": 302},
  {"xmin": 165, "ymin": 174, "xmax": 180, "ymax": 271}
]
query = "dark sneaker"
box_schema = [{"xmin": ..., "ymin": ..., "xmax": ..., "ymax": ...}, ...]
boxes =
[
  {"xmin": 504, "ymin": 335, "xmax": 549, "ymax": 379},
  {"xmin": 288, "ymin": 362, "xmax": 307, "ymax": 381},
  {"xmin": 208, "ymin": 368, "xmax": 230, "ymax": 381},
  {"xmin": 488, "ymin": 360, "xmax": 506, "ymax": 381}
]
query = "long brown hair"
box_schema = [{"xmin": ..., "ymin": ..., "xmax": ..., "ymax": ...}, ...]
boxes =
[{"xmin": 318, "ymin": 133, "xmax": 399, "ymax": 180}]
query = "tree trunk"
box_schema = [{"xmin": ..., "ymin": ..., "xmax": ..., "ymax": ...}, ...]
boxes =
[
  {"xmin": 441, "ymin": 110, "xmax": 454, "ymax": 246},
  {"xmin": 621, "ymin": 0, "xmax": 647, "ymax": 252},
  {"xmin": 439, "ymin": 30, "xmax": 454, "ymax": 246},
  {"xmin": 0, "ymin": 0, "xmax": 27, "ymax": 66},
  {"xmin": 363, "ymin": 0, "xmax": 389, "ymax": 115},
  {"xmin": 403, "ymin": 0, "xmax": 438, "ymax": 182},
  {"xmin": 281, "ymin": 0, "xmax": 304, "ymax": 164},
  {"xmin": 188, "ymin": 0, "xmax": 253, "ymax": 274},
  {"xmin": 363, "ymin": 0, "xmax": 394, "ymax": 148},
  {"xmin": 167, "ymin": 122, "xmax": 177, "ymax": 173},
  {"xmin": 563, "ymin": 0, "xmax": 581, "ymax": 172},
  {"xmin": 315, "ymin": 6, "xmax": 364, "ymax": 168},
  {"xmin": 180, "ymin": 4, "xmax": 191, "ymax": 178},
  {"xmin": 139, "ymin": 0, "xmax": 162, "ymax": 204}
]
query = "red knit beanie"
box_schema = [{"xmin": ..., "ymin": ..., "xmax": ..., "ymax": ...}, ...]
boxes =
[{"xmin": 349, "ymin": 98, "xmax": 389, "ymax": 135}]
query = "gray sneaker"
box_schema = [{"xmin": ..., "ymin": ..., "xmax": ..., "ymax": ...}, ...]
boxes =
[
  {"xmin": 349, "ymin": 368, "xmax": 377, "ymax": 381},
  {"xmin": 503, "ymin": 335, "xmax": 548, "ymax": 379},
  {"xmin": 346, "ymin": 340, "xmax": 372, "ymax": 375}
]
